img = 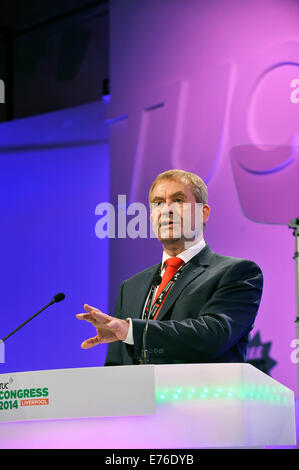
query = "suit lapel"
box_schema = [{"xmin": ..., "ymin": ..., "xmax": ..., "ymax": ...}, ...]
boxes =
[
  {"xmin": 130, "ymin": 264, "xmax": 161, "ymax": 319},
  {"xmin": 155, "ymin": 244, "xmax": 213, "ymax": 321}
]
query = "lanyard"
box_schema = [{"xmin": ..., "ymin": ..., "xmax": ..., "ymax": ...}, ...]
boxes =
[{"xmin": 142, "ymin": 262, "xmax": 188, "ymax": 320}]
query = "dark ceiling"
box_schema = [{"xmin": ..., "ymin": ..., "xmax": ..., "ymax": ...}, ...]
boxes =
[
  {"xmin": 0, "ymin": 0, "xmax": 109, "ymax": 121},
  {"xmin": 0, "ymin": 0, "xmax": 109, "ymax": 36}
]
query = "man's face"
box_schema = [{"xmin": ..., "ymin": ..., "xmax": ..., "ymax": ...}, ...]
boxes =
[{"xmin": 149, "ymin": 178, "xmax": 208, "ymax": 247}]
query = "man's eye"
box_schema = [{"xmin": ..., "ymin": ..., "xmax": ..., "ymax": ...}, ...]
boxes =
[{"xmin": 175, "ymin": 198, "xmax": 184, "ymax": 203}]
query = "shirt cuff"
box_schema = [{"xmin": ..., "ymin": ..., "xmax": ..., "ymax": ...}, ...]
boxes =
[{"xmin": 123, "ymin": 317, "xmax": 134, "ymax": 345}]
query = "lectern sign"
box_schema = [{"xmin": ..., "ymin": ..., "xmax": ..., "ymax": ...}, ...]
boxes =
[
  {"xmin": 0, "ymin": 366, "xmax": 156, "ymax": 422},
  {"xmin": 0, "ymin": 379, "xmax": 49, "ymax": 412}
]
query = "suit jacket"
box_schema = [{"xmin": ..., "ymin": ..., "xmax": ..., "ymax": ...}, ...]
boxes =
[{"xmin": 104, "ymin": 244, "xmax": 263, "ymax": 366}]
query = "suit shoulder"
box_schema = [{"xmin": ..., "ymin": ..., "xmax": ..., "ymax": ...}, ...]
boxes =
[
  {"xmin": 209, "ymin": 249, "xmax": 262, "ymax": 274},
  {"xmin": 123, "ymin": 263, "xmax": 160, "ymax": 285}
]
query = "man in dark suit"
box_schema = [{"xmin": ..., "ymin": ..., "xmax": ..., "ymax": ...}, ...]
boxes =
[{"xmin": 77, "ymin": 169, "xmax": 263, "ymax": 365}]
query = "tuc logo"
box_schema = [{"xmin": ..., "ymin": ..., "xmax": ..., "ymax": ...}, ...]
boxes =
[{"xmin": 0, "ymin": 383, "xmax": 9, "ymax": 390}]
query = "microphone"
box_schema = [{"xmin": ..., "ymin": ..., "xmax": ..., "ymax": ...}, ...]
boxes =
[
  {"xmin": 52, "ymin": 292, "xmax": 65, "ymax": 303},
  {"xmin": 1, "ymin": 293, "xmax": 66, "ymax": 342},
  {"xmin": 152, "ymin": 272, "xmax": 162, "ymax": 287},
  {"xmin": 140, "ymin": 272, "xmax": 162, "ymax": 365}
]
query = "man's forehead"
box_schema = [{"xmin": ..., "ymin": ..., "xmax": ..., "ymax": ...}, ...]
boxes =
[{"xmin": 151, "ymin": 178, "xmax": 193, "ymax": 196}]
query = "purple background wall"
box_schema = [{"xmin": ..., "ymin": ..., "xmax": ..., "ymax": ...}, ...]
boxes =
[
  {"xmin": 0, "ymin": 101, "xmax": 110, "ymax": 372},
  {"xmin": 108, "ymin": 0, "xmax": 299, "ymax": 398}
]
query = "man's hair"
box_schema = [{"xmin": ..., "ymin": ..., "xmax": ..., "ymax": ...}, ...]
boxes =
[{"xmin": 148, "ymin": 169, "xmax": 208, "ymax": 204}]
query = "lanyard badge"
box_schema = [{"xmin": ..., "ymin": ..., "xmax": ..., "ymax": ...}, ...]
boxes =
[{"xmin": 143, "ymin": 262, "xmax": 188, "ymax": 320}]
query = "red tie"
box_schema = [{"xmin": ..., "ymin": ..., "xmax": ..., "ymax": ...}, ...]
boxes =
[{"xmin": 152, "ymin": 257, "xmax": 184, "ymax": 320}]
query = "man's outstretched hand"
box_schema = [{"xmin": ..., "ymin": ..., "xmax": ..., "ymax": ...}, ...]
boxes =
[{"xmin": 76, "ymin": 304, "xmax": 130, "ymax": 349}]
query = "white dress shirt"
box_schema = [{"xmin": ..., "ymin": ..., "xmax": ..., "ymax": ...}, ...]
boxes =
[{"xmin": 123, "ymin": 238, "xmax": 206, "ymax": 344}]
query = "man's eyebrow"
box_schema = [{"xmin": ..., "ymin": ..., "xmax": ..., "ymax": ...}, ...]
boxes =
[
  {"xmin": 151, "ymin": 196, "xmax": 164, "ymax": 202},
  {"xmin": 171, "ymin": 191, "xmax": 187, "ymax": 198},
  {"xmin": 151, "ymin": 191, "xmax": 187, "ymax": 202},
  {"xmin": 150, "ymin": 191, "xmax": 187, "ymax": 203}
]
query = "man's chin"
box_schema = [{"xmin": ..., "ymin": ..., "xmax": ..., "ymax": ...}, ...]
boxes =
[
  {"xmin": 159, "ymin": 237, "xmax": 182, "ymax": 243},
  {"xmin": 158, "ymin": 231, "xmax": 198, "ymax": 246},
  {"xmin": 157, "ymin": 232, "xmax": 183, "ymax": 243}
]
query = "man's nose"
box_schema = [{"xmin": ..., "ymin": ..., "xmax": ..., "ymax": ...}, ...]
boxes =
[
  {"xmin": 161, "ymin": 202, "xmax": 174, "ymax": 212},
  {"xmin": 160, "ymin": 203, "xmax": 176, "ymax": 218}
]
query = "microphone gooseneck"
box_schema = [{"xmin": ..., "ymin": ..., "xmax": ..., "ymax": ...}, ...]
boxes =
[
  {"xmin": 140, "ymin": 271, "xmax": 162, "ymax": 365},
  {"xmin": 1, "ymin": 293, "xmax": 66, "ymax": 342}
]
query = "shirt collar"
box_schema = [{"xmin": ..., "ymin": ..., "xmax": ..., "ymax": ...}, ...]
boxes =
[{"xmin": 161, "ymin": 238, "xmax": 206, "ymax": 269}]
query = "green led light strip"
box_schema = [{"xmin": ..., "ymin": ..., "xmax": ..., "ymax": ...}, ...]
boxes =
[{"xmin": 155, "ymin": 385, "xmax": 289, "ymax": 405}]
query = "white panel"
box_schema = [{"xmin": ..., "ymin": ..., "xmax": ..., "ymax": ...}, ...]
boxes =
[{"xmin": 0, "ymin": 365, "xmax": 156, "ymax": 421}]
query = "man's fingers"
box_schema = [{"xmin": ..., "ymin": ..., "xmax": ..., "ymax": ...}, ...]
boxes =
[
  {"xmin": 76, "ymin": 313, "xmax": 89, "ymax": 319},
  {"xmin": 76, "ymin": 305, "xmax": 119, "ymax": 347},
  {"xmin": 76, "ymin": 312, "xmax": 96, "ymax": 323},
  {"xmin": 84, "ymin": 304, "xmax": 100, "ymax": 313},
  {"xmin": 81, "ymin": 336, "xmax": 101, "ymax": 349},
  {"xmin": 77, "ymin": 307, "xmax": 112, "ymax": 325}
]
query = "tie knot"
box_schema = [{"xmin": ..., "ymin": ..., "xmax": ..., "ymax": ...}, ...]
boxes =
[{"xmin": 165, "ymin": 257, "xmax": 184, "ymax": 269}]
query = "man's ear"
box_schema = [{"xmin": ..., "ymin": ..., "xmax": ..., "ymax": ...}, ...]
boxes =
[{"xmin": 203, "ymin": 204, "xmax": 210, "ymax": 224}]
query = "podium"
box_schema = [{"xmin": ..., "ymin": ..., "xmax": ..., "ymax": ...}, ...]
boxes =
[{"xmin": 0, "ymin": 363, "xmax": 296, "ymax": 448}]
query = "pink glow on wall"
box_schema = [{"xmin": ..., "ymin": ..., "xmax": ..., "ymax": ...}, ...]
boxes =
[{"xmin": 108, "ymin": 0, "xmax": 299, "ymax": 400}]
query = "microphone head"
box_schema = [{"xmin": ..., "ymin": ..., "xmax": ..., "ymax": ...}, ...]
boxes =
[
  {"xmin": 153, "ymin": 273, "xmax": 162, "ymax": 286},
  {"xmin": 53, "ymin": 292, "xmax": 65, "ymax": 303}
]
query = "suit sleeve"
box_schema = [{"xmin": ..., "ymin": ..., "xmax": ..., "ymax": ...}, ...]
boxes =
[{"xmin": 130, "ymin": 260, "xmax": 263, "ymax": 363}]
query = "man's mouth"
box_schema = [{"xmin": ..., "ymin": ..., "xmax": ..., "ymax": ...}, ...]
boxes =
[{"xmin": 161, "ymin": 220, "xmax": 175, "ymax": 227}]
